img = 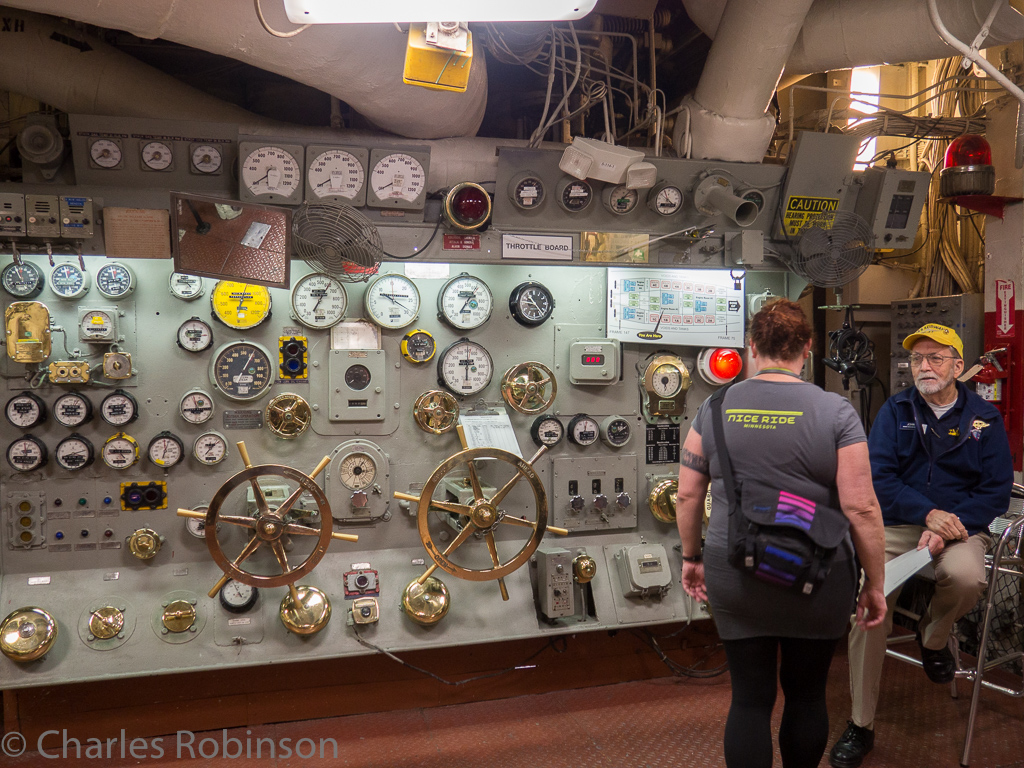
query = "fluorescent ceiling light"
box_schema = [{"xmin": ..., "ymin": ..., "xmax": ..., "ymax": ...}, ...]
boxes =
[{"xmin": 283, "ymin": 0, "xmax": 598, "ymax": 23}]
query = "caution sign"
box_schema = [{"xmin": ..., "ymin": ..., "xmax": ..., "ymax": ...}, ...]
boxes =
[{"xmin": 782, "ymin": 196, "xmax": 839, "ymax": 237}]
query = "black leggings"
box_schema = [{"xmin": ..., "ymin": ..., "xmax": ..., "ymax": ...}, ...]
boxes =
[{"xmin": 721, "ymin": 635, "xmax": 840, "ymax": 768}]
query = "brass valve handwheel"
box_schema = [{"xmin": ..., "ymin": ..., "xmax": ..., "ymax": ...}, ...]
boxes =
[
  {"xmin": 648, "ymin": 478, "xmax": 678, "ymax": 523},
  {"xmin": 500, "ymin": 361, "xmax": 557, "ymax": 415},
  {"xmin": 413, "ymin": 389, "xmax": 460, "ymax": 434},
  {"xmin": 265, "ymin": 393, "xmax": 312, "ymax": 439}
]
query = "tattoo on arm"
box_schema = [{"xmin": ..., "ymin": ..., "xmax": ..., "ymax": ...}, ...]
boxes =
[{"xmin": 681, "ymin": 448, "xmax": 709, "ymax": 475}]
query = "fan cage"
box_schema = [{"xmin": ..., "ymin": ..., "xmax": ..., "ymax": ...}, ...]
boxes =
[
  {"xmin": 292, "ymin": 203, "xmax": 383, "ymax": 283},
  {"xmin": 791, "ymin": 210, "xmax": 874, "ymax": 288}
]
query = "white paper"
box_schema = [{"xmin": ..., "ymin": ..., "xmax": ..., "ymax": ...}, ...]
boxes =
[
  {"xmin": 883, "ymin": 546, "xmax": 933, "ymax": 596},
  {"xmin": 459, "ymin": 412, "xmax": 523, "ymax": 458},
  {"xmin": 330, "ymin": 320, "xmax": 380, "ymax": 350}
]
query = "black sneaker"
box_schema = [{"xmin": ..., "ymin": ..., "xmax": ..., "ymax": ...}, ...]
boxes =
[
  {"xmin": 917, "ymin": 631, "xmax": 956, "ymax": 684},
  {"xmin": 829, "ymin": 721, "xmax": 875, "ymax": 768}
]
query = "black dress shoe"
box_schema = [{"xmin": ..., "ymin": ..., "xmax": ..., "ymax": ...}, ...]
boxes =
[
  {"xmin": 917, "ymin": 631, "xmax": 956, "ymax": 684},
  {"xmin": 829, "ymin": 721, "xmax": 875, "ymax": 768}
]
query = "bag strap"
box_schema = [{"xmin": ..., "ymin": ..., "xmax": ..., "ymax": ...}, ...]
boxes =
[{"xmin": 709, "ymin": 386, "xmax": 737, "ymax": 509}]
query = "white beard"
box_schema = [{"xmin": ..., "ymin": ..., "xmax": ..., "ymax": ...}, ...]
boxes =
[{"xmin": 915, "ymin": 370, "xmax": 954, "ymax": 395}]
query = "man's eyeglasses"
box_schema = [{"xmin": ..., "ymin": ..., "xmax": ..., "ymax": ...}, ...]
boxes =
[{"xmin": 908, "ymin": 352, "xmax": 958, "ymax": 367}]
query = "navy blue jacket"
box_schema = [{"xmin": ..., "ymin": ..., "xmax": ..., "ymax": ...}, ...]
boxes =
[{"xmin": 868, "ymin": 382, "xmax": 1013, "ymax": 535}]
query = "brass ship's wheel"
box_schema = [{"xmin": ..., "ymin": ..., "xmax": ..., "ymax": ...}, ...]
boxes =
[
  {"xmin": 500, "ymin": 361, "xmax": 557, "ymax": 415},
  {"xmin": 265, "ymin": 393, "xmax": 312, "ymax": 438},
  {"xmin": 413, "ymin": 389, "xmax": 460, "ymax": 434}
]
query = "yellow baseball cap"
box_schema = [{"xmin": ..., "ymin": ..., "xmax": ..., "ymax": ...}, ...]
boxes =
[{"xmin": 902, "ymin": 323, "xmax": 964, "ymax": 358}]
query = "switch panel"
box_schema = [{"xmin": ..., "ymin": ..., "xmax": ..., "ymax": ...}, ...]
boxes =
[
  {"xmin": 535, "ymin": 545, "xmax": 575, "ymax": 618},
  {"xmin": 552, "ymin": 454, "xmax": 637, "ymax": 531},
  {"xmin": 328, "ymin": 349, "xmax": 386, "ymax": 422},
  {"xmin": 0, "ymin": 193, "xmax": 26, "ymax": 236},
  {"xmin": 59, "ymin": 196, "xmax": 94, "ymax": 238},
  {"xmin": 615, "ymin": 542, "xmax": 672, "ymax": 598},
  {"xmin": 25, "ymin": 195, "xmax": 60, "ymax": 237},
  {"xmin": 6, "ymin": 492, "xmax": 46, "ymax": 549}
]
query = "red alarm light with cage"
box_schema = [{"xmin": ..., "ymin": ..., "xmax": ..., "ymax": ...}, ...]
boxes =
[{"xmin": 939, "ymin": 134, "xmax": 995, "ymax": 197}]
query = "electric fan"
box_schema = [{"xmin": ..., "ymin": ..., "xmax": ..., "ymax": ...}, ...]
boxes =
[
  {"xmin": 292, "ymin": 202, "xmax": 383, "ymax": 282},
  {"xmin": 789, "ymin": 210, "xmax": 874, "ymax": 288}
]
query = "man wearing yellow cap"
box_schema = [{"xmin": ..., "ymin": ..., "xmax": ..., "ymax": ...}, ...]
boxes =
[{"xmin": 829, "ymin": 323, "xmax": 1013, "ymax": 768}]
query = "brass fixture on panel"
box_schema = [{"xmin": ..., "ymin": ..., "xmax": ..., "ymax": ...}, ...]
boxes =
[
  {"xmin": 265, "ymin": 393, "xmax": 312, "ymax": 438},
  {"xmin": 648, "ymin": 479, "xmax": 678, "ymax": 523},
  {"xmin": 400, "ymin": 576, "xmax": 450, "ymax": 626},
  {"xmin": 573, "ymin": 554, "xmax": 597, "ymax": 584},
  {"xmin": 500, "ymin": 361, "xmax": 557, "ymax": 415},
  {"xmin": 279, "ymin": 586, "xmax": 331, "ymax": 635},
  {"xmin": 413, "ymin": 389, "xmax": 460, "ymax": 434},
  {"xmin": 161, "ymin": 600, "xmax": 197, "ymax": 633},
  {"xmin": 1, "ymin": 607, "xmax": 58, "ymax": 662},
  {"xmin": 88, "ymin": 606, "xmax": 124, "ymax": 640},
  {"xmin": 127, "ymin": 528, "xmax": 164, "ymax": 560}
]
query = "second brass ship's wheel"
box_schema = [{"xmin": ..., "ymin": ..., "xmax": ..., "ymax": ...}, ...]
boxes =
[
  {"xmin": 500, "ymin": 362, "xmax": 556, "ymax": 414},
  {"xmin": 413, "ymin": 389, "xmax": 460, "ymax": 434},
  {"xmin": 265, "ymin": 393, "xmax": 312, "ymax": 438}
]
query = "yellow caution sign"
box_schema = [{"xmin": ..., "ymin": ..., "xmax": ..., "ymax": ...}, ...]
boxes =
[{"xmin": 782, "ymin": 196, "xmax": 839, "ymax": 237}]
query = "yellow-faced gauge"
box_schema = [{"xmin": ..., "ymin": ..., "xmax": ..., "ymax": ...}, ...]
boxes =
[
  {"xmin": 102, "ymin": 432, "xmax": 140, "ymax": 470},
  {"xmin": 210, "ymin": 281, "xmax": 272, "ymax": 330},
  {"xmin": 401, "ymin": 329, "xmax": 436, "ymax": 363}
]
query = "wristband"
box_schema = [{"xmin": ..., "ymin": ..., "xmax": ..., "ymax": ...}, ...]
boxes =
[{"xmin": 681, "ymin": 553, "xmax": 703, "ymax": 563}]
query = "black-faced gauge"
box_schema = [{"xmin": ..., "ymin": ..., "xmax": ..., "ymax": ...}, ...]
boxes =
[
  {"xmin": 54, "ymin": 433, "xmax": 95, "ymax": 471},
  {"xmin": 102, "ymin": 432, "xmax": 139, "ymax": 470},
  {"xmin": 79, "ymin": 309, "xmax": 117, "ymax": 343},
  {"xmin": 291, "ymin": 272, "xmax": 348, "ymax": 329},
  {"xmin": 49, "ymin": 262, "xmax": 89, "ymax": 299},
  {"xmin": 53, "ymin": 392, "xmax": 93, "ymax": 428},
  {"xmin": 509, "ymin": 281, "xmax": 555, "ymax": 328},
  {"xmin": 306, "ymin": 148, "xmax": 366, "ymax": 204},
  {"xmin": 88, "ymin": 138, "xmax": 122, "ymax": 169},
  {"xmin": 190, "ymin": 144, "xmax": 223, "ymax": 174},
  {"xmin": 193, "ymin": 431, "xmax": 228, "ymax": 465},
  {"xmin": 147, "ymin": 431, "xmax": 185, "ymax": 468},
  {"xmin": 1, "ymin": 261, "xmax": 44, "ymax": 298},
  {"xmin": 741, "ymin": 189, "xmax": 766, "ymax": 214},
  {"xmin": 100, "ymin": 389, "xmax": 139, "ymax": 427},
  {"xmin": 366, "ymin": 150, "xmax": 429, "ymax": 210},
  {"xmin": 437, "ymin": 273, "xmax": 493, "ymax": 330},
  {"xmin": 5, "ymin": 392, "xmax": 46, "ymax": 428},
  {"xmin": 556, "ymin": 177, "xmax": 593, "ymax": 213},
  {"xmin": 647, "ymin": 181, "xmax": 684, "ymax": 216},
  {"xmin": 603, "ymin": 184, "xmax": 640, "ymax": 215},
  {"xmin": 239, "ymin": 144, "xmax": 303, "ymax": 204},
  {"xmin": 400, "ymin": 329, "xmax": 436, "ymax": 363},
  {"xmin": 567, "ymin": 414, "xmax": 600, "ymax": 446},
  {"xmin": 599, "ymin": 415, "xmax": 632, "ymax": 448},
  {"xmin": 530, "ymin": 415, "xmax": 564, "ymax": 448},
  {"xmin": 140, "ymin": 141, "xmax": 173, "ymax": 171},
  {"xmin": 210, "ymin": 280, "xmax": 272, "ymax": 330},
  {"xmin": 179, "ymin": 389, "xmax": 215, "ymax": 424},
  {"xmin": 339, "ymin": 451, "xmax": 377, "ymax": 490},
  {"xmin": 95, "ymin": 262, "xmax": 136, "ymax": 300},
  {"xmin": 6, "ymin": 435, "xmax": 47, "ymax": 472},
  {"xmin": 184, "ymin": 505, "xmax": 217, "ymax": 538},
  {"xmin": 219, "ymin": 579, "xmax": 259, "ymax": 614},
  {"xmin": 508, "ymin": 172, "xmax": 545, "ymax": 210},
  {"xmin": 210, "ymin": 340, "xmax": 275, "ymax": 401},
  {"xmin": 169, "ymin": 272, "xmax": 205, "ymax": 301},
  {"xmin": 437, "ymin": 339, "xmax": 493, "ymax": 397},
  {"xmin": 344, "ymin": 364, "xmax": 372, "ymax": 391},
  {"xmin": 363, "ymin": 273, "xmax": 420, "ymax": 330},
  {"xmin": 176, "ymin": 317, "xmax": 214, "ymax": 353}
]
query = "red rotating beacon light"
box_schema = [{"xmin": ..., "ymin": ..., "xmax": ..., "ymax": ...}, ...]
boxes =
[
  {"xmin": 939, "ymin": 134, "xmax": 994, "ymax": 197},
  {"xmin": 697, "ymin": 347, "xmax": 743, "ymax": 385}
]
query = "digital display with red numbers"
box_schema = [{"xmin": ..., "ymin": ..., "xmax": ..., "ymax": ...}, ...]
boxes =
[{"xmin": 581, "ymin": 354, "xmax": 605, "ymax": 366}]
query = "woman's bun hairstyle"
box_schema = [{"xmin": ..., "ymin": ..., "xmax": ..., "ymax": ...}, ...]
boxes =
[{"xmin": 749, "ymin": 298, "xmax": 812, "ymax": 362}]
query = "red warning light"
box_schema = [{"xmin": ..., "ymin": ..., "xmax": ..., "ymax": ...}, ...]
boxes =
[
  {"xmin": 698, "ymin": 347, "xmax": 742, "ymax": 385},
  {"xmin": 943, "ymin": 135, "xmax": 992, "ymax": 168},
  {"xmin": 940, "ymin": 134, "xmax": 994, "ymax": 197},
  {"xmin": 443, "ymin": 182, "xmax": 492, "ymax": 231}
]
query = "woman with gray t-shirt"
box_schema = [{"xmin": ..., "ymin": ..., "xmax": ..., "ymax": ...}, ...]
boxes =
[{"xmin": 675, "ymin": 298, "xmax": 886, "ymax": 768}]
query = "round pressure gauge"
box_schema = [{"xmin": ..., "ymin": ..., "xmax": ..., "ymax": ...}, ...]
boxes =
[
  {"xmin": 140, "ymin": 141, "xmax": 173, "ymax": 171},
  {"xmin": 179, "ymin": 389, "xmax": 215, "ymax": 424},
  {"xmin": 567, "ymin": 414, "xmax": 600, "ymax": 447},
  {"xmin": 603, "ymin": 184, "xmax": 639, "ymax": 215},
  {"xmin": 89, "ymin": 138, "xmax": 122, "ymax": 169},
  {"xmin": 556, "ymin": 178, "xmax": 593, "ymax": 213},
  {"xmin": 400, "ymin": 329, "xmax": 436, "ymax": 363},
  {"xmin": 147, "ymin": 431, "xmax": 184, "ymax": 468},
  {"xmin": 100, "ymin": 390, "xmax": 139, "ymax": 427},
  {"xmin": 210, "ymin": 280, "xmax": 272, "ymax": 330},
  {"xmin": 509, "ymin": 282, "xmax": 555, "ymax": 327},
  {"xmin": 49, "ymin": 263, "xmax": 89, "ymax": 299},
  {"xmin": 530, "ymin": 415, "xmax": 564, "ymax": 448},
  {"xmin": 193, "ymin": 431, "xmax": 228, "ymax": 466},
  {"xmin": 79, "ymin": 309, "xmax": 116, "ymax": 342},
  {"xmin": 210, "ymin": 341, "xmax": 275, "ymax": 401},
  {"xmin": 508, "ymin": 172, "xmax": 545, "ymax": 210},
  {"xmin": 651, "ymin": 362, "xmax": 684, "ymax": 397},
  {"xmin": 368, "ymin": 152, "xmax": 427, "ymax": 206},
  {"xmin": 344, "ymin": 364, "xmax": 371, "ymax": 391},
  {"xmin": 437, "ymin": 273, "xmax": 493, "ymax": 330},
  {"xmin": 54, "ymin": 434, "xmax": 95, "ymax": 471},
  {"xmin": 53, "ymin": 392, "xmax": 93, "ymax": 428},
  {"xmin": 363, "ymin": 273, "xmax": 420, "ymax": 330},
  {"xmin": 102, "ymin": 432, "xmax": 139, "ymax": 470},
  {"xmin": 241, "ymin": 145, "xmax": 301, "ymax": 200},
  {"xmin": 437, "ymin": 339, "xmax": 493, "ymax": 397},
  {"xmin": 599, "ymin": 415, "xmax": 632, "ymax": 448},
  {"xmin": 338, "ymin": 452, "xmax": 378, "ymax": 490},
  {"xmin": 5, "ymin": 392, "xmax": 46, "ymax": 428},
  {"xmin": 190, "ymin": 144, "xmax": 223, "ymax": 174},
  {"xmin": 7, "ymin": 435, "xmax": 47, "ymax": 472},
  {"xmin": 219, "ymin": 580, "xmax": 259, "ymax": 614},
  {"xmin": 176, "ymin": 317, "xmax": 214, "ymax": 353},
  {"xmin": 95, "ymin": 262, "xmax": 136, "ymax": 300},
  {"xmin": 169, "ymin": 272, "xmax": 205, "ymax": 301},
  {"xmin": 1, "ymin": 261, "xmax": 44, "ymax": 299},
  {"xmin": 291, "ymin": 272, "xmax": 347, "ymax": 329},
  {"xmin": 307, "ymin": 149, "xmax": 365, "ymax": 201},
  {"xmin": 184, "ymin": 505, "xmax": 216, "ymax": 539},
  {"xmin": 648, "ymin": 182, "xmax": 684, "ymax": 216}
]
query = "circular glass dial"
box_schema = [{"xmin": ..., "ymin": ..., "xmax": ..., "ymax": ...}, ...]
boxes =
[
  {"xmin": 651, "ymin": 184, "xmax": 683, "ymax": 215},
  {"xmin": 220, "ymin": 580, "xmax": 258, "ymax": 613},
  {"xmin": 651, "ymin": 363, "xmax": 683, "ymax": 397},
  {"xmin": 79, "ymin": 309, "xmax": 116, "ymax": 341},
  {"xmin": 55, "ymin": 434, "xmax": 94, "ymax": 470},
  {"xmin": 169, "ymin": 272, "xmax": 204, "ymax": 300},
  {"xmin": 510, "ymin": 174, "xmax": 545, "ymax": 210},
  {"xmin": 53, "ymin": 392, "xmax": 92, "ymax": 428},
  {"xmin": 2, "ymin": 262, "xmax": 44, "ymax": 298},
  {"xmin": 604, "ymin": 185, "xmax": 639, "ymax": 215},
  {"xmin": 210, "ymin": 281, "xmax": 272, "ymax": 330},
  {"xmin": 530, "ymin": 415, "xmax": 564, "ymax": 447},
  {"xmin": 438, "ymin": 274, "xmax": 493, "ymax": 330},
  {"xmin": 7, "ymin": 436, "xmax": 47, "ymax": 472},
  {"xmin": 95, "ymin": 262, "xmax": 135, "ymax": 299},
  {"xmin": 210, "ymin": 341, "xmax": 274, "ymax": 401},
  {"xmin": 191, "ymin": 144, "xmax": 222, "ymax": 174},
  {"xmin": 241, "ymin": 146, "xmax": 300, "ymax": 197},
  {"xmin": 193, "ymin": 432, "xmax": 228, "ymax": 465},
  {"xmin": 600, "ymin": 415, "xmax": 632, "ymax": 447},
  {"xmin": 568, "ymin": 414, "xmax": 600, "ymax": 446},
  {"xmin": 344, "ymin": 364, "xmax": 371, "ymax": 390},
  {"xmin": 90, "ymin": 139, "xmax": 122, "ymax": 168},
  {"xmin": 148, "ymin": 432, "xmax": 184, "ymax": 468},
  {"xmin": 339, "ymin": 452, "xmax": 377, "ymax": 490},
  {"xmin": 5, "ymin": 392, "xmax": 46, "ymax": 428},
  {"xmin": 364, "ymin": 274, "xmax": 420, "ymax": 330},
  {"xmin": 177, "ymin": 317, "xmax": 213, "ymax": 353},
  {"xmin": 509, "ymin": 282, "xmax": 554, "ymax": 327},
  {"xmin": 100, "ymin": 390, "xmax": 138, "ymax": 426},
  {"xmin": 437, "ymin": 339, "xmax": 493, "ymax": 397},
  {"xmin": 307, "ymin": 149, "xmax": 365, "ymax": 200},
  {"xmin": 558, "ymin": 179, "xmax": 593, "ymax": 212},
  {"xmin": 184, "ymin": 505, "xmax": 213, "ymax": 538},
  {"xmin": 401, "ymin": 329, "xmax": 436, "ymax": 363},
  {"xmin": 102, "ymin": 433, "xmax": 139, "ymax": 469},
  {"xmin": 49, "ymin": 263, "xmax": 89, "ymax": 299},
  {"xmin": 291, "ymin": 273, "xmax": 347, "ymax": 329},
  {"xmin": 180, "ymin": 389, "xmax": 215, "ymax": 424},
  {"xmin": 370, "ymin": 153, "xmax": 426, "ymax": 203},
  {"xmin": 141, "ymin": 141, "xmax": 173, "ymax": 170}
]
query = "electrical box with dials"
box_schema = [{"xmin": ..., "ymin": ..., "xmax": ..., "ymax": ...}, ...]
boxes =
[
  {"xmin": 615, "ymin": 543, "xmax": 672, "ymax": 598},
  {"xmin": 328, "ymin": 349, "xmax": 387, "ymax": 422},
  {"xmin": 854, "ymin": 167, "xmax": 931, "ymax": 247},
  {"xmin": 568, "ymin": 338, "xmax": 621, "ymax": 384},
  {"xmin": 0, "ymin": 193, "xmax": 26, "ymax": 236},
  {"xmin": 59, "ymin": 196, "xmax": 94, "ymax": 238}
]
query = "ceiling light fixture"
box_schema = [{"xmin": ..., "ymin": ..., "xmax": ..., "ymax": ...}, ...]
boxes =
[{"xmin": 283, "ymin": 0, "xmax": 597, "ymax": 23}]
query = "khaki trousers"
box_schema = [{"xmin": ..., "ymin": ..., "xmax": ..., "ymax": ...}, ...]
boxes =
[{"xmin": 847, "ymin": 525, "xmax": 990, "ymax": 729}]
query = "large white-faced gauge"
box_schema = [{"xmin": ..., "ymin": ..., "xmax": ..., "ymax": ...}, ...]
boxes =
[
  {"xmin": 339, "ymin": 451, "xmax": 377, "ymax": 491},
  {"xmin": 169, "ymin": 272, "xmax": 205, "ymax": 301},
  {"xmin": 53, "ymin": 392, "xmax": 93, "ymax": 428},
  {"xmin": 2, "ymin": 261, "xmax": 44, "ymax": 298},
  {"xmin": 640, "ymin": 354, "xmax": 692, "ymax": 420},
  {"xmin": 102, "ymin": 432, "xmax": 139, "ymax": 469},
  {"xmin": 7, "ymin": 435, "xmax": 47, "ymax": 472},
  {"xmin": 49, "ymin": 263, "xmax": 89, "ymax": 299},
  {"xmin": 54, "ymin": 434, "xmax": 94, "ymax": 471},
  {"xmin": 366, "ymin": 149, "xmax": 429, "ymax": 210},
  {"xmin": 140, "ymin": 141, "xmax": 173, "ymax": 171},
  {"xmin": 647, "ymin": 181, "xmax": 684, "ymax": 216},
  {"xmin": 147, "ymin": 431, "xmax": 184, "ymax": 468},
  {"xmin": 437, "ymin": 273, "xmax": 492, "ymax": 330},
  {"xmin": 210, "ymin": 280, "xmax": 272, "ymax": 330},
  {"xmin": 219, "ymin": 580, "xmax": 259, "ymax": 613},
  {"xmin": 556, "ymin": 177, "xmax": 593, "ymax": 213},
  {"xmin": 176, "ymin": 317, "xmax": 214, "ymax": 353},
  {"xmin": 306, "ymin": 147, "xmax": 367, "ymax": 205},
  {"xmin": 437, "ymin": 339, "xmax": 493, "ymax": 397},
  {"xmin": 210, "ymin": 341, "xmax": 275, "ymax": 401},
  {"xmin": 179, "ymin": 389, "xmax": 215, "ymax": 424},
  {"xmin": 95, "ymin": 262, "xmax": 136, "ymax": 300},
  {"xmin": 509, "ymin": 281, "xmax": 555, "ymax": 327},
  {"xmin": 567, "ymin": 414, "xmax": 600, "ymax": 446},
  {"xmin": 88, "ymin": 138, "xmax": 123, "ymax": 169},
  {"xmin": 5, "ymin": 392, "xmax": 46, "ymax": 428},
  {"xmin": 190, "ymin": 144, "xmax": 223, "ymax": 175},
  {"xmin": 291, "ymin": 272, "xmax": 347, "ymax": 329},
  {"xmin": 239, "ymin": 143, "xmax": 303, "ymax": 204},
  {"xmin": 100, "ymin": 389, "xmax": 138, "ymax": 427},
  {"xmin": 193, "ymin": 431, "xmax": 228, "ymax": 465},
  {"xmin": 363, "ymin": 273, "xmax": 420, "ymax": 330},
  {"xmin": 602, "ymin": 184, "xmax": 639, "ymax": 215}
]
